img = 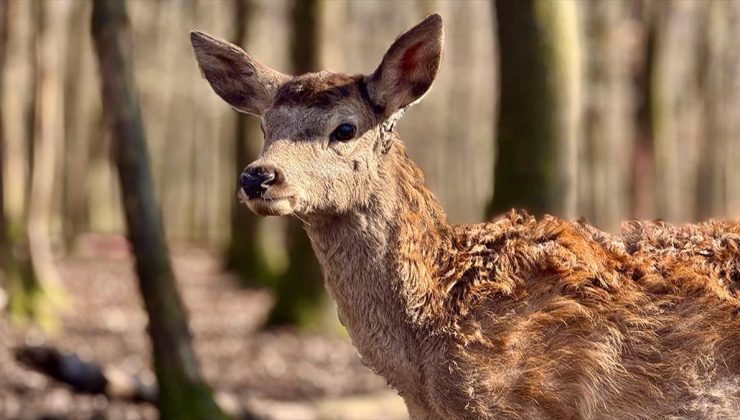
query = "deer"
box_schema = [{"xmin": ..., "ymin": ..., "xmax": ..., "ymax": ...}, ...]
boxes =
[{"xmin": 191, "ymin": 14, "xmax": 740, "ymax": 419}]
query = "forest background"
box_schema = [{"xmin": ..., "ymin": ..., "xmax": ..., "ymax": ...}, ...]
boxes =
[{"xmin": 1, "ymin": 0, "xmax": 739, "ymax": 418}]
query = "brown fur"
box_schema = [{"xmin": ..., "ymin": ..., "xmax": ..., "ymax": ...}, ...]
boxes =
[
  {"xmin": 308, "ymin": 144, "xmax": 740, "ymax": 419},
  {"xmin": 192, "ymin": 14, "xmax": 740, "ymax": 419}
]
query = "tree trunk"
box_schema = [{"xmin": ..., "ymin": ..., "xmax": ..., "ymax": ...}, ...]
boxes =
[
  {"xmin": 580, "ymin": 0, "xmax": 634, "ymax": 231},
  {"xmin": 1, "ymin": 0, "xmax": 60, "ymax": 326},
  {"xmin": 650, "ymin": 1, "xmax": 705, "ymax": 223},
  {"xmin": 630, "ymin": 0, "xmax": 657, "ymax": 220},
  {"xmin": 90, "ymin": 1, "xmax": 228, "ymax": 418},
  {"xmin": 27, "ymin": 0, "xmax": 71, "ymax": 311},
  {"xmin": 695, "ymin": 0, "xmax": 730, "ymax": 219},
  {"xmin": 0, "ymin": 0, "xmax": 11, "ymax": 312},
  {"xmin": 225, "ymin": 0, "xmax": 275, "ymax": 286},
  {"xmin": 489, "ymin": 0, "xmax": 581, "ymax": 218},
  {"xmin": 725, "ymin": 1, "xmax": 740, "ymax": 216},
  {"xmin": 62, "ymin": 0, "xmax": 97, "ymax": 246},
  {"xmin": 266, "ymin": 0, "xmax": 327, "ymax": 328}
]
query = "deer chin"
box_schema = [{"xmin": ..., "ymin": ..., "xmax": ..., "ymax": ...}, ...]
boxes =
[{"xmin": 238, "ymin": 189, "xmax": 296, "ymax": 216}]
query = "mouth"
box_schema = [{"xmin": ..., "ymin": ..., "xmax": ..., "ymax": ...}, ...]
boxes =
[{"xmin": 238, "ymin": 189, "xmax": 295, "ymax": 216}]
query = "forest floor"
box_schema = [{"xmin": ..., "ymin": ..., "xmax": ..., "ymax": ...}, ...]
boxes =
[{"xmin": 0, "ymin": 234, "xmax": 407, "ymax": 420}]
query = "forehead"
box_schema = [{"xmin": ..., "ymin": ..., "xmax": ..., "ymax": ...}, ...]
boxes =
[
  {"xmin": 263, "ymin": 72, "xmax": 378, "ymax": 139},
  {"xmin": 273, "ymin": 71, "xmax": 364, "ymax": 109}
]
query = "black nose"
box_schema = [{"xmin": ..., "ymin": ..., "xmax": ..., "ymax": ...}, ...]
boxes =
[{"xmin": 240, "ymin": 165, "xmax": 279, "ymax": 199}]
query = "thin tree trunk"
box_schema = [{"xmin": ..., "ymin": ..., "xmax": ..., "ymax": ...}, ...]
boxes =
[
  {"xmin": 91, "ymin": 1, "xmax": 228, "ymax": 418},
  {"xmin": 696, "ymin": 0, "xmax": 729, "ymax": 219},
  {"xmin": 489, "ymin": 0, "xmax": 581, "ymax": 218},
  {"xmin": 28, "ymin": 0, "xmax": 70, "ymax": 302},
  {"xmin": 1, "ymin": 0, "xmax": 59, "ymax": 325},
  {"xmin": 630, "ymin": 0, "xmax": 657, "ymax": 220},
  {"xmin": 159, "ymin": 2, "xmax": 191, "ymax": 238},
  {"xmin": 1, "ymin": 0, "xmax": 11, "ymax": 312},
  {"xmin": 726, "ymin": 1, "xmax": 740, "ymax": 216},
  {"xmin": 62, "ymin": 0, "xmax": 96, "ymax": 246},
  {"xmin": 267, "ymin": 0, "xmax": 327, "ymax": 327},
  {"xmin": 225, "ymin": 0, "xmax": 274, "ymax": 286},
  {"xmin": 650, "ymin": 1, "xmax": 705, "ymax": 223},
  {"xmin": 580, "ymin": 0, "xmax": 634, "ymax": 231},
  {"xmin": 2, "ymin": 0, "xmax": 31, "ymax": 226}
]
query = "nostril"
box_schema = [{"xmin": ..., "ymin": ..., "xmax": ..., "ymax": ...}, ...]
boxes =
[
  {"xmin": 241, "ymin": 165, "xmax": 283, "ymax": 199},
  {"xmin": 240, "ymin": 168, "xmax": 265, "ymax": 199},
  {"xmin": 261, "ymin": 170, "xmax": 277, "ymax": 186},
  {"xmin": 240, "ymin": 172, "xmax": 251, "ymax": 190}
]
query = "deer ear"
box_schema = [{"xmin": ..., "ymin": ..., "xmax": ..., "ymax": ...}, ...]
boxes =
[
  {"xmin": 366, "ymin": 14, "xmax": 444, "ymax": 118},
  {"xmin": 190, "ymin": 30, "xmax": 289, "ymax": 116}
]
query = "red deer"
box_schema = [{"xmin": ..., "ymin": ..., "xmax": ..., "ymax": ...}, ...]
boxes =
[{"xmin": 191, "ymin": 14, "xmax": 740, "ymax": 419}]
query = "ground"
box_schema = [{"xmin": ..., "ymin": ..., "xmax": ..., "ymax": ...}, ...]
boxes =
[{"xmin": 0, "ymin": 234, "xmax": 407, "ymax": 419}]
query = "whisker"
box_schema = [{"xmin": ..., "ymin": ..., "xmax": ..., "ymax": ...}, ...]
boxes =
[
  {"xmin": 262, "ymin": 191, "xmax": 309, "ymax": 225},
  {"xmin": 291, "ymin": 212, "xmax": 311, "ymax": 226},
  {"xmin": 261, "ymin": 191, "xmax": 277, "ymax": 202}
]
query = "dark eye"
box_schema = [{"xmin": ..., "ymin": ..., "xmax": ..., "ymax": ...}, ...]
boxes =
[{"xmin": 330, "ymin": 123, "xmax": 356, "ymax": 142}]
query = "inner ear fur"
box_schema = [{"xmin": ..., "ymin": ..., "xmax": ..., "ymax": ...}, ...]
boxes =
[
  {"xmin": 190, "ymin": 30, "xmax": 290, "ymax": 115},
  {"xmin": 366, "ymin": 14, "xmax": 444, "ymax": 118}
]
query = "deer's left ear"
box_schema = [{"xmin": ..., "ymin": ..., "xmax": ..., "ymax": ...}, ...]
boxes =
[{"xmin": 366, "ymin": 14, "xmax": 444, "ymax": 118}]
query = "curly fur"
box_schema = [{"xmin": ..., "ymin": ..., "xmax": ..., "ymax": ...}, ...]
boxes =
[{"xmin": 307, "ymin": 143, "xmax": 740, "ymax": 419}]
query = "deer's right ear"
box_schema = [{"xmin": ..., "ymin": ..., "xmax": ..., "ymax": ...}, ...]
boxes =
[{"xmin": 190, "ymin": 31, "xmax": 289, "ymax": 116}]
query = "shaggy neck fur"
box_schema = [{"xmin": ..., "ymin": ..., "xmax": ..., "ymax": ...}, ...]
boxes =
[{"xmin": 305, "ymin": 139, "xmax": 452, "ymax": 397}]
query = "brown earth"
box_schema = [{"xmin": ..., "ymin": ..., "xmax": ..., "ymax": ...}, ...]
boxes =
[{"xmin": 0, "ymin": 234, "xmax": 407, "ymax": 419}]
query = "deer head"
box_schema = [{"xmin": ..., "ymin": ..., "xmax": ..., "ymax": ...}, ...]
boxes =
[{"xmin": 191, "ymin": 14, "xmax": 443, "ymax": 217}]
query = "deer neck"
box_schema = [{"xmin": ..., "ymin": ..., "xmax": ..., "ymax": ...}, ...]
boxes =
[{"xmin": 304, "ymin": 141, "xmax": 453, "ymax": 383}]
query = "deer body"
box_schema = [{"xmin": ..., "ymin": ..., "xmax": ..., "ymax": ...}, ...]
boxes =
[
  {"xmin": 309, "ymin": 142, "xmax": 740, "ymax": 419},
  {"xmin": 192, "ymin": 14, "xmax": 740, "ymax": 419}
]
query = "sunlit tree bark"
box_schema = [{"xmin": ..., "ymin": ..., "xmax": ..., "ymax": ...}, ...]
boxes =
[
  {"xmin": 1, "ymin": 0, "xmax": 61, "ymax": 326},
  {"xmin": 725, "ymin": 1, "xmax": 740, "ymax": 215},
  {"xmin": 696, "ymin": 0, "xmax": 732, "ymax": 219},
  {"xmin": 0, "ymin": 0, "xmax": 11, "ymax": 312},
  {"xmin": 27, "ymin": 0, "xmax": 71, "ymax": 309},
  {"xmin": 580, "ymin": 0, "xmax": 634, "ymax": 231},
  {"xmin": 650, "ymin": 1, "xmax": 706, "ymax": 223}
]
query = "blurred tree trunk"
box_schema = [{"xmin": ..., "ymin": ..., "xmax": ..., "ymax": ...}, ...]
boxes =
[
  {"xmin": 441, "ymin": 3, "xmax": 496, "ymax": 224},
  {"xmin": 225, "ymin": 0, "xmax": 275, "ymax": 286},
  {"xmin": 160, "ymin": 2, "xmax": 192, "ymax": 239},
  {"xmin": 1, "ymin": 0, "xmax": 60, "ymax": 326},
  {"xmin": 266, "ymin": 0, "xmax": 327, "ymax": 328},
  {"xmin": 630, "ymin": 0, "xmax": 656, "ymax": 220},
  {"xmin": 27, "ymin": 0, "xmax": 71, "ymax": 310},
  {"xmin": 725, "ymin": 1, "xmax": 740, "ymax": 216},
  {"xmin": 0, "ymin": 0, "xmax": 12, "ymax": 312},
  {"xmin": 580, "ymin": 0, "xmax": 634, "ymax": 231},
  {"xmin": 63, "ymin": 0, "xmax": 97, "ymax": 246},
  {"xmin": 489, "ymin": 0, "xmax": 581, "ymax": 218},
  {"xmin": 696, "ymin": 0, "xmax": 730, "ymax": 219},
  {"xmin": 2, "ymin": 0, "xmax": 33, "ymax": 227},
  {"xmin": 650, "ymin": 1, "xmax": 705, "ymax": 223},
  {"xmin": 91, "ymin": 1, "xmax": 228, "ymax": 418},
  {"xmin": 649, "ymin": 1, "xmax": 683, "ymax": 222}
]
